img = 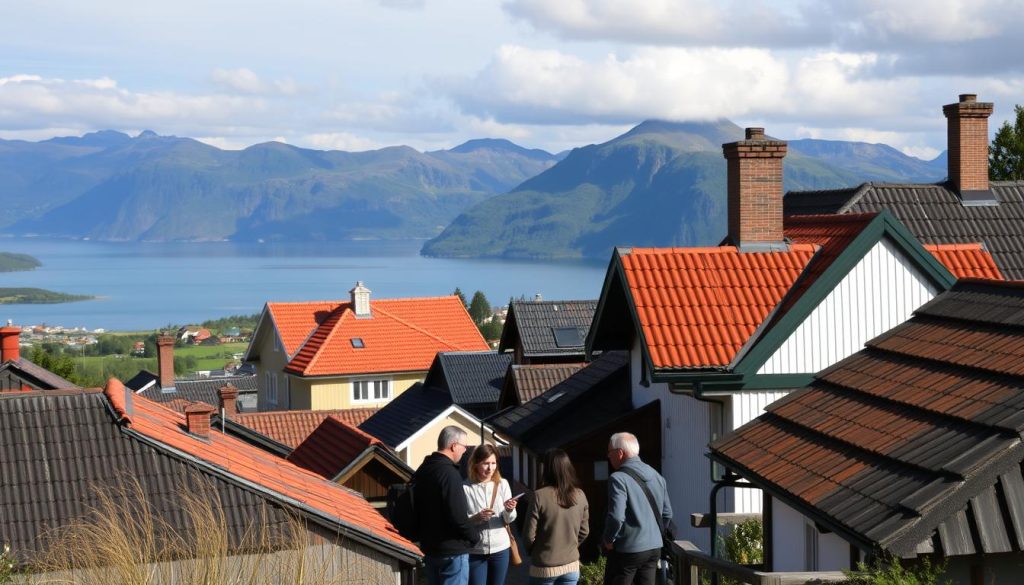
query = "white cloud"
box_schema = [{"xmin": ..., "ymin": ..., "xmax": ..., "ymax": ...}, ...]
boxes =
[
  {"xmin": 210, "ymin": 68, "xmax": 298, "ymax": 95},
  {"xmin": 444, "ymin": 45, "xmax": 933, "ymax": 130},
  {"xmin": 378, "ymin": 0, "xmax": 427, "ymax": 9}
]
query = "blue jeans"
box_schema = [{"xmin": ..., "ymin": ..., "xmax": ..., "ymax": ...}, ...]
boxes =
[
  {"xmin": 469, "ymin": 548, "xmax": 510, "ymax": 585},
  {"xmin": 425, "ymin": 553, "xmax": 469, "ymax": 585},
  {"xmin": 529, "ymin": 571, "xmax": 579, "ymax": 585}
]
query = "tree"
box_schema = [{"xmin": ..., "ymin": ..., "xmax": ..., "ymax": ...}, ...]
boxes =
[
  {"xmin": 453, "ymin": 287, "xmax": 467, "ymax": 308},
  {"xmin": 990, "ymin": 104, "xmax": 1024, "ymax": 181},
  {"xmin": 479, "ymin": 316, "xmax": 504, "ymax": 342},
  {"xmin": 468, "ymin": 291, "xmax": 491, "ymax": 325}
]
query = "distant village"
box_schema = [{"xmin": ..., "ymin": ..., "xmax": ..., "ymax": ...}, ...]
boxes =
[{"xmin": 3, "ymin": 94, "xmax": 1024, "ymax": 585}]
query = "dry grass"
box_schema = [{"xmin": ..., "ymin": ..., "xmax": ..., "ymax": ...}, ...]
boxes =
[{"xmin": 14, "ymin": 475, "xmax": 392, "ymax": 585}]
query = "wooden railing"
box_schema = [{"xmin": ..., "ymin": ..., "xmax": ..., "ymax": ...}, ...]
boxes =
[{"xmin": 670, "ymin": 540, "xmax": 849, "ymax": 585}]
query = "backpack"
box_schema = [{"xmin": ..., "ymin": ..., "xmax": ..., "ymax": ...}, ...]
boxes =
[{"xmin": 387, "ymin": 481, "xmax": 420, "ymax": 541}]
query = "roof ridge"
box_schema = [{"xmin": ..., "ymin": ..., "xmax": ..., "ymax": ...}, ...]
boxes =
[
  {"xmin": 373, "ymin": 300, "xmax": 483, "ymax": 351},
  {"xmin": 325, "ymin": 415, "xmax": 383, "ymax": 446}
]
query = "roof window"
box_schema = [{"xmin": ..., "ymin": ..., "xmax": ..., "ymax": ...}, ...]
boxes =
[
  {"xmin": 552, "ymin": 327, "xmax": 583, "ymax": 348},
  {"xmin": 351, "ymin": 338, "xmax": 365, "ymax": 348}
]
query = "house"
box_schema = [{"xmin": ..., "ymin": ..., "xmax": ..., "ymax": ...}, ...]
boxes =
[
  {"xmin": 490, "ymin": 351, "xmax": 657, "ymax": 556},
  {"xmin": 244, "ymin": 282, "xmax": 488, "ymax": 411},
  {"xmin": 0, "ymin": 381, "xmax": 420, "ymax": 581},
  {"xmin": 124, "ymin": 336, "xmax": 258, "ymax": 412},
  {"xmin": 785, "ymin": 94, "xmax": 1024, "ymax": 280},
  {"xmin": 358, "ymin": 382, "xmax": 496, "ymax": 468},
  {"xmin": 586, "ymin": 126, "xmax": 1004, "ymax": 548},
  {"xmin": 498, "ymin": 299, "xmax": 597, "ymax": 364},
  {"xmin": 0, "ymin": 325, "xmax": 80, "ymax": 391},
  {"xmin": 709, "ymin": 279, "xmax": 1024, "ymax": 584},
  {"xmin": 228, "ymin": 407, "xmax": 381, "ymax": 455},
  {"xmin": 287, "ymin": 416, "xmax": 413, "ymax": 508},
  {"xmin": 422, "ymin": 350, "xmax": 512, "ymax": 417},
  {"xmin": 497, "ymin": 362, "xmax": 584, "ymax": 410}
]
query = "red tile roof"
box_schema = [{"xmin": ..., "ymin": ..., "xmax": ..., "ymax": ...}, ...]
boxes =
[
  {"xmin": 923, "ymin": 243, "xmax": 1004, "ymax": 280},
  {"xmin": 234, "ymin": 408, "xmax": 379, "ymax": 448},
  {"xmin": 620, "ymin": 244, "xmax": 819, "ymax": 369},
  {"xmin": 103, "ymin": 380, "xmax": 418, "ymax": 557},
  {"xmin": 268, "ymin": 296, "xmax": 488, "ymax": 377},
  {"xmin": 287, "ymin": 416, "xmax": 383, "ymax": 479}
]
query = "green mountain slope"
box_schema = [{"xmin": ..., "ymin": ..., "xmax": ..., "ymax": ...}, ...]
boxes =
[
  {"xmin": 2, "ymin": 132, "xmax": 559, "ymax": 241},
  {"xmin": 422, "ymin": 120, "xmax": 946, "ymax": 259}
]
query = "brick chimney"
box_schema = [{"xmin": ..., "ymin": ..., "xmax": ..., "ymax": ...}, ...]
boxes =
[
  {"xmin": 0, "ymin": 322, "xmax": 21, "ymax": 363},
  {"xmin": 943, "ymin": 94, "xmax": 994, "ymax": 200},
  {"xmin": 184, "ymin": 402, "xmax": 216, "ymax": 437},
  {"xmin": 157, "ymin": 334, "xmax": 175, "ymax": 390},
  {"xmin": 218, "ymin": 383, "xmax": 239, "ymax": 417},
  {"xmin": 350, "ymin": 281, "xmax": 372, "ymax": 318},
  {"xmin": 722, "ymin": 127, "xmax": 788, "ymax": 250}
]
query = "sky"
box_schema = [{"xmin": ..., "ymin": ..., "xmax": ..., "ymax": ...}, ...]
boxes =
[{"xmin": 1, "ymin": 0, "xmax": 1023, "ymax": 159}]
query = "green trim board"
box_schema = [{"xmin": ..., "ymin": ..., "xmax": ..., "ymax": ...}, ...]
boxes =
[
  {"xmin": 587, "ymin": 210, "xmax": 958, "ymax": 393},
  {"xmin": 732, "ymin": 210, "xmax": 956, "ymax": 376}
]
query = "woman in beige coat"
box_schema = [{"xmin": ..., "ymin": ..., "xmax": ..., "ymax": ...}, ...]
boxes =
[{"xmin": 523, "ymin": 449, "xmax": 589, "ymax": 585}]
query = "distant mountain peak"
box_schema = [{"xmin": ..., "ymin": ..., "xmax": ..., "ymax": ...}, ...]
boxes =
[
  {"xmin": 137, "ymin": 130, "xmax": 159, "ymax": 139},
  {"xmin": 449, "ymin": 138, "xmax": 554, "ymax": 160},
  {"xmin": 42, "ymin": 130, "xmax": 132, "ymax": 148}
]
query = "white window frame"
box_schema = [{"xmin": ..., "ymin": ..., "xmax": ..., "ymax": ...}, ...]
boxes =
[
  {"xmin": 265, "ymin": 372, "xmax": 278, "ymax": 405},
  {"xmin": 351, "ymin": 377, "xmax": 392, "ymax": 404}
]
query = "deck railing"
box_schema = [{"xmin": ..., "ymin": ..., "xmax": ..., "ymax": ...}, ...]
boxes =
[{"xmin": 670, "ymin": 540, "xmax": 849, "ymax": 585}]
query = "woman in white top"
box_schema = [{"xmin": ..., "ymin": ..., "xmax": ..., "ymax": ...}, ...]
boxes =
[{"xmin": 464, "ymin": 444, "xmax": 520, "ymax": 585}]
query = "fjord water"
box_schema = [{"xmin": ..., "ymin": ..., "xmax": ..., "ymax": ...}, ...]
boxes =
[{"xmin": 0, "ymin": 238, "xmax": 607, "ymax": 331}]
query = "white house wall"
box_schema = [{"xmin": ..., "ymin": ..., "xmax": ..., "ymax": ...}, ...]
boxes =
[
  {"xmin": 630, "ymin": 339, "xmax": 717, "ymax": 550},
  {"xmin": 771, "ymin": 497, "xmax": 850, "ymax": 572},
  {"xmin": 730, "ymin": 391, "xmax": 789, "ymax": 513},
  {"xmin": 757, "ymin": 238, "xmax": 940, "ymax": 375}
]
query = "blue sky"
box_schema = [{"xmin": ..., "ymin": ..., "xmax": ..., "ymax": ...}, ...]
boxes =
[{"xmin": 1, "ymin": 0, "xmax": 1022, "ymax": 157}]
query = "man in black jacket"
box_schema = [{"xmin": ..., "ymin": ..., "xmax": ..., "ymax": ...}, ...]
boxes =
[{"xmin": 414, "ymin": 425, "xmax": 478, "ymax": 585}]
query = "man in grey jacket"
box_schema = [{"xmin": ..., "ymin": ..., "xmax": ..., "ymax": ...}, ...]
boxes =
[{"xmin": 602, "ymin": 432, "xmax": 672, "ymax": 585}]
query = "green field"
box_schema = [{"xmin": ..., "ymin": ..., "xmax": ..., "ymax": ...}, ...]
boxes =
[{"xmin": 70, "ymin": 342, "xmax": 250, "ymax": 387}]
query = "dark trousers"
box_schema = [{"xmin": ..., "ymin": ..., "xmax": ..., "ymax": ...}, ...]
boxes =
[{"xmin": 604, "ymin": 548, "xmax": 660, "ymax": 585}]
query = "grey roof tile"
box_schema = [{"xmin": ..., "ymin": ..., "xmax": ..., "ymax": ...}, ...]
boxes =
[
  {"xmin": 426, "ymin": 351, "xmax": 512, "ymax": 408},
  {"xmin": 358, "ymin": 383, "xmax": 453, "ymax": 448},
  {"xmin": 785, "ymin": 181, "xmax": 1024, "ymax": 279},
  {"xmin": 498, "ymin": 300, "xmax": 597, "ymax": 357}
]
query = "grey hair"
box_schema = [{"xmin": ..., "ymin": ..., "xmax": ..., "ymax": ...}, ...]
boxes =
[
  {"xmin": 438, "ymin": 425, "xmax": 468, "ymax": 450},
  {"xmin": 609, "ymin": 432, "xmax": 640, "ymax": 458}
]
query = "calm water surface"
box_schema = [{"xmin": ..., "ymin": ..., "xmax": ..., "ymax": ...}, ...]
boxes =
[{"xmin": 0, "ymin": 238, "xmax": 609, "ymax": 330}]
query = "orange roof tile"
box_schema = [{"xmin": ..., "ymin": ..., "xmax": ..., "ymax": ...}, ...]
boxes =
[
  {"xmin": 103, "ymin": 380, "xmax": 419, "ymax": 557},
  {"xmin": 234, "ymin": 408, "xmax": 380, "ymax": 448},
  {"xmin": 620, "ymin": 244, "xmax": 819, "ymax": 369},
  {"xmin": 269, "ymin": 296, "xmax": 488, "ymax": 377},
  {"xmin": 287, "ymin": 416, "xmax": 383, "ymax": 479},
  {"xmin": 924, "ymin": 243, "xmax": 1004, "ymax": 280}
]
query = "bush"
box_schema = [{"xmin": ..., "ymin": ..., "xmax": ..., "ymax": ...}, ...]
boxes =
[
  {"xmin": 0, "ymin": 543, "xmax": 15, "ymax": 584},
  {"xmin": 579, "ymin": 555, "xmax": 607, "ymax": 585},
  {"xmin": 701, "ymin": 518, "xmax": 763, "ymax": 585},
  {"xmin": 843, "ymin": 556, "xmax": 950, "ymax": 585}
]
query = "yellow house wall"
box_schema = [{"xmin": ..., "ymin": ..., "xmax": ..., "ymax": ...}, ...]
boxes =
[
  {"xmin": 401, "ymin": 410, "xmax": 494, "ymax": 469},
  {"xmin": 251, "ymin": 323, "xmax": 293, "ymax": 412},
  {"xmin": 302, "ymin": 371, "xmax": 425, "ymax": 410}
]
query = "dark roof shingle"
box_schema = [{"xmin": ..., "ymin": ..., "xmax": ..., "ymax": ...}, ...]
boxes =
[
  {"xmin": 785, "ymin": 181, "xmax": 1024, "ymax": 279},
  {"xmin": 711, "ymin": 279, "xmax": 1024, "ymax": 557},
  {"xmin": 427, "ymin": 351, "xmax": 512, "ymax": 407},
  {"xmin": 358, "ymin": 384, "xmax": 454, "ymax": 448},
  {"xmin": 499, "ymin": 300, "xmax": 597, "ymax": 357}
]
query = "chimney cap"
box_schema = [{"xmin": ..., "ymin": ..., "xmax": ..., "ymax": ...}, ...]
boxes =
[
  {"xmin": 219, "ymin": 383, "xmax": 239, "ymax": 399},
  {"xmin": 745, "ymin": 127, "xmax": 765, "ymax": 140},
  {"xmin": 184, "ymin": 401, "xmax": 216, "ymax": 415},
  {"xmin": 960, "ymin": 94, "xmax": 977, "ymax": 103}
]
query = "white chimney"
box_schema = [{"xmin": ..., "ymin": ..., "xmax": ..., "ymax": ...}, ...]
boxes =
[{"xmin": 350, "ymin": 281, "xmax": 372, "ymax": 318}]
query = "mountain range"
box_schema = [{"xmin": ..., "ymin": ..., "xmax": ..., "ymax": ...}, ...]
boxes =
[
  {"xmin": 0, "ymin": 122, "xmax": 945, "ymax": 253},
  {"xmin": 0, "ymin": 131, "xmax": 560, "ymax": 241},
  {"xmin": 421, "ymin": 120, "xmax": 947, "ymax": 259}
]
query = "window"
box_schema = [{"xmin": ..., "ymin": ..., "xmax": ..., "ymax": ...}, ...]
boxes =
[
  {"xmin": 352, "ymin": 378, "xmax": 391, "ymax": 403},
  {"xmin": 351, "ymin": 338, "xmax": 365, "ymax": 348},
  {"xmin": 551, "ymin": 326, "xmax": 584, "ymax": 348},
  {"xmin": 265, "ymin": 372, "xmax": 278, "ymax": 405}
]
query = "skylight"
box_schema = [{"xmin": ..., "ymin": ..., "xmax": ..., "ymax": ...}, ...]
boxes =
[
  {"xmin": 351, "ymin": 338, "xmax": 365, "ymax": 348},
  {"xmin": 552, "ymin": 327, "xmax": 583, "ymax": 348}
]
